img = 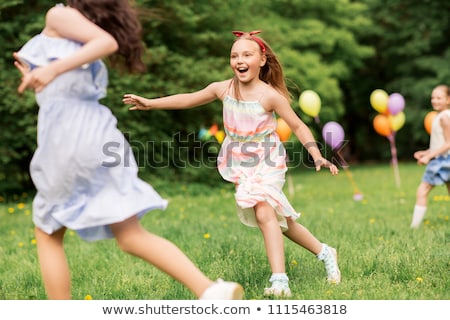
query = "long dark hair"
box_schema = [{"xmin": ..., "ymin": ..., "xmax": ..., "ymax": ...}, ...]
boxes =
[{"xmin": 67, "ymin": 0, "xmax": 146, "ymax": 73}]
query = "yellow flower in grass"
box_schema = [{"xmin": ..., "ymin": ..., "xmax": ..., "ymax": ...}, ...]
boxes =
[
  {"xmin": 17, "ymin": 203, "xmax": 25, "ymax": 209},
  {"xmin": 415, "ymin": 277, "xmax": 423, "ymax": 283},
  {"xmin": 8, "ymin": 207, "xmax": 14, "ymax": 214},
  {"xmin": 290, "ymin": 259, "xmax": 298, "ymax": 267},
  {"xmin": 31, "ymin": 239, "xmax": 37, "ymax": 245},
  {"xmin": 18, "ymin": 242, "xmax": 24, "ymax": 248},
  {"xmin": 203, "ymin": 233, "xmax": 210, "ymax": 239},
  {"xmin": 369, "ymin": 218, "xmax": 376, "ymax": 224},
  {"xmin": 85, "ymin": 295, "xmax": 93, "ymax": 300}
]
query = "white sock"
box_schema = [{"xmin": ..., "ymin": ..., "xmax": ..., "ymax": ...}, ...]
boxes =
[
  {"xmin": 269, "ymin": 273, "xmax": 289, "ymax": 282},
  {"xmin": 316, "ymin": 243, "xmax": 328, "ymax": 260},
  {"xmin": 410, "ymin": 205, "xmax": 427, "ymax": 228}
]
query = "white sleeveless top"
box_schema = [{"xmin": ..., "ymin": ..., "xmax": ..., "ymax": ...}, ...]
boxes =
[{"xmin": 430, "ymin": 109, "xmax": 450, "ymax": 156}]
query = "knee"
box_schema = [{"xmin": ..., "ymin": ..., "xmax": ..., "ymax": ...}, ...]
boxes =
[
  {"xmin": 255, "ymin": 202, "xmax": 277, "ymax": 226},
  {"xmin": 416, "ymin": 183, "xmax": 432, "ymax": 199}
]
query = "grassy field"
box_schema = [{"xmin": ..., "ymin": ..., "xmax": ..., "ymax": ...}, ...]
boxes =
[{"xmin": 0, "ymin": 162, "xmax": 448, "ymax": 300}]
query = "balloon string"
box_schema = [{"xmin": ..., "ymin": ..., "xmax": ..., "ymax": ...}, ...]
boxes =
[{"xmin": 387, "ymin": 134, "xmax": 401, "ymax": 187}]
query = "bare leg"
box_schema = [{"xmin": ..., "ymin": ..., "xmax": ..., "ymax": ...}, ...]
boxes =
[
  {"xmin": 411, "ymin": 182, "xmax": 433, "ymax": 228},
  {"xmin": 283, "ymin": 218, "xmax": 323, "ymax": 255},
  {"xmin": 445, "ymin": 182, "xmax": 450, "ymax": 194},
  {"xmin": 35, "ymin": 227, "xmax": 71, "ymax": 299},
  {"xmin": 416, "ymin": 181, "xmax": 433, "ymax": 207},
  {"xmin": 110, "ymin": 216, "xmax": 213, "ymax": 298},
  {"xmin": 254, "ymin": 202, "xmax": 285, "ymax": 273}
]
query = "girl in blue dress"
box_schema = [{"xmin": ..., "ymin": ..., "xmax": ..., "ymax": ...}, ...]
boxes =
[{"xmin": 14, "ymin": 0, "xmax": 242, "ymax": 300}]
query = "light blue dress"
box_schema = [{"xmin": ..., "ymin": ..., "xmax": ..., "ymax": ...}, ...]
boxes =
[{"xmin": 17, "ymin": 33, "xmax": 168, "ymax": 241}]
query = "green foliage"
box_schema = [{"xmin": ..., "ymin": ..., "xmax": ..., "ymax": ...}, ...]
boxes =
[
  {"xmin": 1, "ymin": 0, "xmax": 449, "ymax": 194},
  {"xmin": 1, "ymin": 164, "xmax": 448, "ymax": 299}
]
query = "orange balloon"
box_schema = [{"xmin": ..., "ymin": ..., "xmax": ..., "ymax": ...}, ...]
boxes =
[
  {"xmin": 276, "ymin": 118, "xmax": 292, "ymax": 142},
  {"xmin": 424, "ymin": 111, "xmax": 437, "ymax": 135},
  {"xmin": 373, "ymin": 114, "xmax": 392, "ymax": 137}
]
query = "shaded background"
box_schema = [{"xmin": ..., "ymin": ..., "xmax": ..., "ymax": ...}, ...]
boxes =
[{"xmin": 0, "ymin": 0, "xmax": 449, "ymax": 193}]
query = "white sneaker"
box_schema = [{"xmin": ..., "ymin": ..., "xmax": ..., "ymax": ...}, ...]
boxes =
[
  {"xmin": 264, "ymin": 280, "xmax": 292, "ymax": 297},
  {"xmin": 322, "ymin": 246, "xmax": 341, "ymax": 284},
  {"xmin": 263, "ymin": 273, "xmax": 292, "ymax": 297},
  {"xmin": 199, "ymin": 279, "xmax": 244, "ymax": 300}
]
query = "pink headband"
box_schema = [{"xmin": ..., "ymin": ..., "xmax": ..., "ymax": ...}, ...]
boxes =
[{"xmin": 232, "ymin": 30, "xmax": 266, "ymax": 53}]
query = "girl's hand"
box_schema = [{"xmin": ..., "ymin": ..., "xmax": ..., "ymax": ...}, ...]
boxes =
[
  {"xmin": 314, "ymin": 157, "xmax": 339, "ymax": 175},
  {"xmin": 123, "ymin": 94, "xmax": 151, "ymax": 110},
  {"xmin": 13, "ymin": 52, "xmax": 57, "ymax": 93}
]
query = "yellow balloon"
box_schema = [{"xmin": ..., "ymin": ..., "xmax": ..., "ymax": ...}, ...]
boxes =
[
  {"xmin": 214, "ymin": 130, "xmax": 225, "ymax": 144},
  {"xmin": 389, "ymin": 111, "xmax": 405, "ymax": 132},
  {"xmin": 299, "ymin": 90, "xmax": 321, "ymax": 117},
  {"xmin": 370, "ymin": 89, "xmax": 389, "ymax": 114}
]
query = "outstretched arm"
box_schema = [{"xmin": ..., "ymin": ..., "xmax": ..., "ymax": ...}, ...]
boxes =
[
  {"xmin": 14, "ymin": 5, "xmax": 118, "ymax": 93},
  {"xmin": 123, "ymin": 81, "xmax": 226, "ymax": 111}
]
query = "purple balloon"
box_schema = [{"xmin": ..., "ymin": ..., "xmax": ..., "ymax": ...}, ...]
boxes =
[
  {"xmin": 322, "ymin": 121, "xmax": 345, "ymax": 150},
  {"xmin": 388, "ymin": 93, "xmax": 405, "ymax": 115}
]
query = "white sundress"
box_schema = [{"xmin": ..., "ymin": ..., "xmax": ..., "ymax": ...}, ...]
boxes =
[
  {"xmin": 17, "ymin": 33, "xmax": 168, "ymax": 241},
  {"xmin": 217, "ymin": 95, "xmax": 300, "ymax": 230}
]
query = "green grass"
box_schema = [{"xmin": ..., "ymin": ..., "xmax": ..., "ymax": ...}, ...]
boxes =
[{"xmin": 0, "ymin": 163, "xmax": 448, "ymax": 300}]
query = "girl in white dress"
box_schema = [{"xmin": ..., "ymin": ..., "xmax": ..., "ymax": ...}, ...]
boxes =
[{"xmin": 14, "ymin": 0, "xmax": 242, "ymax": 300}]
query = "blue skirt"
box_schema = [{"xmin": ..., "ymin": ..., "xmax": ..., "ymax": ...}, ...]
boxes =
[{"xmin": 422, "ymin": 154, "xmax": 450, "ymax": 185}]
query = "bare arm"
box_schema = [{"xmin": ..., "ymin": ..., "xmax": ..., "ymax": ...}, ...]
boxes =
[
  {"xmin": 14, "ymin": 5, "xmax": 118, "ymax": 93},
  {"xmin": 270, "ymin": 92, "xmax": 338, "ymax": 175},
  {"xmin": 418, "ymin": 113, "xmax": 450, "ymax": 164},
  {"xmin": 123, "ymin": 81, "xmax": 228, "ymax": 110}
]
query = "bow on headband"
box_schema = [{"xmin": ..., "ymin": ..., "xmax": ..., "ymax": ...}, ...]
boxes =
[{"xmin": 232, "ymin": 30, "xmax": 266, "ymax": 53}]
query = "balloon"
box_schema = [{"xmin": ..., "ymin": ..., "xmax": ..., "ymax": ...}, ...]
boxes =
[
  {"xmin": 214, "ymin": 130, "xmax": 225, "ymax": 144},
  {"xmin": 322, "ymin": 121, "xmax": 345, "ymax": 150},
  {"xmin": 373, "ymin": 114, "xmax": 392, "ymax": 137},
  {"xmin": 209, "ymin": 124, "xmax": 218, "ymax": 135},
  {"xmin": 389, "ymin": 111, "xmax": 405, "ymax": 132},
  {"xmin": 370, "ymin": 89, "xmax": 388, "ymax": 114},
  {"xmin": 387, "ymin": 93, "xmax": 405, "ymax": 115},
  {"xmin": 276, "ymin": 118, "xmax": 292, "ymax": 142},
  {"xmin": 424, "ymin": 111, "xmax": 437, "ymax": 135},
  {"xmin": 198, "ymin": 127, "xmax": 209, "ymax": 140},
  {"xmin": 299, "ymin": 90, "xmax": 321, "ymax": 117}
]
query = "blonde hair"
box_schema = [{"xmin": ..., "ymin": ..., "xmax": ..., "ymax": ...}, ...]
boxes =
[
  {"xmin": 231, "ymin": 34, "xmax": 292, "ymax": 103},
  {"xmin": 434, "ymin": 84, "xmax": 450, "ymax": 97}
]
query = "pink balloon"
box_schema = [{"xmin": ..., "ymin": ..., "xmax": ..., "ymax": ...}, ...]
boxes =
[
  {"xmin": 387, "ymin": 93, "xmax": 405, "ymax": 115},
  {"xmin": 322, "ymin": 121, "xmax": 345, "ymax": 150}
]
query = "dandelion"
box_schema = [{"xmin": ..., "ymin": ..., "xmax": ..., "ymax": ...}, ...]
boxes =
[
  {"xmin": 8, "ymin": 207, "xmax": 14, "ymax": 214},
  {"xmin": 18, "ymin": 242, "xmax": 24, "ymax": 248},
  {"xmin": 369, "ymin": 218, "xmax": 376, "ymax": 224},
  {"xmin": 290, "ymin": 259, "xmax": 298, "ymax": 267},
  {"xmin": 415, "ymin": 277, "xmax": 423, "ymax": 283},
  {"xmin": 203, "ymin": 233, "xmax": 210, "ymax": 239},
  {"xmin": 25, "ymin": 209, "xmax": 31, "ymax": 216},
  {"xmin": 85, "ymin": 295, "xmax": 93, "ymax": 300},
  {"xmin": 31, "ymin": 239, "xmax": 37, "ymax": 245},
  {"xmin": 17, "ymin": 203, "xmax": 25, "ymax": 210}
]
